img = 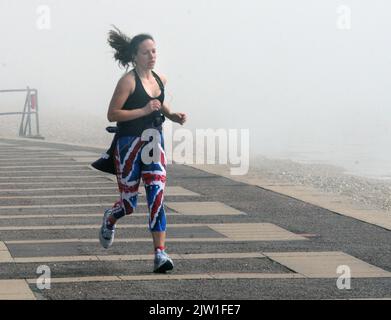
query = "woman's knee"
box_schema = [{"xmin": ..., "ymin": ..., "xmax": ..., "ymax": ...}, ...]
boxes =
[{"xmin": 112, "ymin": 199, "xmax": 136, "ymax": 217}]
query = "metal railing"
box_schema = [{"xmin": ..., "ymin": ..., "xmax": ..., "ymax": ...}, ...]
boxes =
[{"xmin": 0, "ymin": 87, "xmax": 44, "ymax": 139}]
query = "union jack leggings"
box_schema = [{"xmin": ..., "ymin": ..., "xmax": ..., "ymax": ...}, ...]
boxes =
[{"xmin": 110, "ymin": 132, "xmax": 167, "ymax": 232}]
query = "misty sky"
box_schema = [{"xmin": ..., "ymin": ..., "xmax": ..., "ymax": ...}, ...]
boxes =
[{"xmin": 0, "ymin": 0, "xmax": 390, "ymax": 170}]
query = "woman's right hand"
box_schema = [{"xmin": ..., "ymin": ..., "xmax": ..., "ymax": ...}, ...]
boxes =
[{"xmin": 143, "ymin": 99, "xmax": 162, "ymax": 115}]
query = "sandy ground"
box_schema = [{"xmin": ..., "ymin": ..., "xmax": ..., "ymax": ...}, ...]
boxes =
[{"xmin": 248, "ymin": 155, "xmax": 391, "ymax": 213}]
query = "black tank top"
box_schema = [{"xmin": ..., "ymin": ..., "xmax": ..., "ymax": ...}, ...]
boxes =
[{"xmin": 117, "ymin": 69, "xmax": 165, "ymax": 137}]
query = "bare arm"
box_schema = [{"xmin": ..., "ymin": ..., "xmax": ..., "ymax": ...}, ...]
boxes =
[
  {"xmin": 107, "ymin": 74, "xmax": 161, "ymax": 122},
  {"xmin": 161, "ymin": 101, "xmax": 174, "ymax": 121},
  {"xmin": 158, "ymin": 74, "xmax": 173, "ymax": 120},
  {"xmin": 158, "ymin": 73, "xmax": 187, "ymax": 125}
]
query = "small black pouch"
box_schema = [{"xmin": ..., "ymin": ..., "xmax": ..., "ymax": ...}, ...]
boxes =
[{"xmin": 90, "ymin": 127, "xmax": 118, "ymax": 175}]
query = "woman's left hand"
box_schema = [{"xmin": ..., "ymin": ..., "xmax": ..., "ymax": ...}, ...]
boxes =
[{"xmin": 170, "ymin": 112, "xmax": 187, "ymax": 125}]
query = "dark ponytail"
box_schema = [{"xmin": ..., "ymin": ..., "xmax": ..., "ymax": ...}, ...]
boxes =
[{"xmin": 107, "ymin": 25, "xmax": 154, "ymax": 69}]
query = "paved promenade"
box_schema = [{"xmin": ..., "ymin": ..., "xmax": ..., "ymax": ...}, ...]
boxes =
[{"xmin": 0, "ymin": 138, "xmax": 390, "ymax": 300}]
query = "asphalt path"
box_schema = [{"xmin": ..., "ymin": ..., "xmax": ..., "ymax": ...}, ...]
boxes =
[{"xmin": 0, "ymin": 138, "xmax": 390, "ymax": 300}]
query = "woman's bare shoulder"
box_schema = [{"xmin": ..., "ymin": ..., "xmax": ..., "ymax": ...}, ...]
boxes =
[
  {"xmin": 121, "ymin": 70, "xmax": 136, "ymax": 85},
  {"xmin": 154, "ymin": 71, "xmax": 167, "ymax": 86},
  {"xmin": 117, "ymin": 70, "xmax": 136, "ymax": 92}
]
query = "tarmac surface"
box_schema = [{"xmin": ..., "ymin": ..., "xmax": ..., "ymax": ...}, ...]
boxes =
[{"xmin": 0, "ymin": 137, "xmax": 390, "ymax": 300}]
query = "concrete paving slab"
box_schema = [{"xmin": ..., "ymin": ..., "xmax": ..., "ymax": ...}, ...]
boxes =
[
  {"xmin": 0, "ymin": 194, "xmax": 120, "ymax": 200},
  {"xmin": 0, "ymin": 153, "xmax": 60, "ymax": 157},
  {"xmin": 0, "ymin": 186, "xmax": 117, "ymax": 193},
  {"xmin": 0, "ymin": 143, "xmax": 15, "ymax": 146},
  {"xmin": 0, "ymin": 203, "xmax": 120, "ymax": 210},
  {"xmin": 0, "ymin": 164, "xmax": 88, "ymax": 169},
  {"xmin": 14, "ymin": 147, "xmax": 61, "ymax": 151},
  {"xmin": 210, "ymin": 223, "xmax": 308, "ymax": 241},
  {"xmin": 0, "ymin": 170, "xmax": 91, "ymax": 175},
  {"xmin": 0, "ymin": 175, "xmax": 110, "ymax": 180},
  {"xmin": 0, "ymin": 181, "xmax": 113, "ymax": 187},
  {"xmin": 72, "ymin": 157, "xmax": 101, "ymax": 163},
  {"xmin": 331, "ymin": 209, "xmax": 391, "ymax": 231},
  {"xmin": 0, "ymin": 157, "xmax": 72, "ymax": 162},
  {"xmin": 58, "ymin": 151, "xmax": 101, "ymax": 157},
  {"xmin": 263, "ymin": 251, "xmax": 391, "ymax": 278},
  {"xmin": 0, "ymin": 242, "xmax": 13, "ymax": 263},
  {"xmin": 153, "ymin": 186, "xmax": 200, "ymax": 197},
  {"xmin": 0, "ymin": 280, "xmax": 36, "ymax": 300},
  {"xmin": 166, "ymin": 201, "xmax": 246, "ymax": 215}
]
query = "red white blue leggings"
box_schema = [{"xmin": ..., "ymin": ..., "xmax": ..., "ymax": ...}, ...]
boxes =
[{"xmin": 111, "ymin": 132, "xmax": 167, "ymax": 232}]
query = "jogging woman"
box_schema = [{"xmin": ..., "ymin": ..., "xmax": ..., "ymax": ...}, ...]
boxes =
[{"xmin": 99, "ymin": 27, "xmax": 187, "ymax": 273}]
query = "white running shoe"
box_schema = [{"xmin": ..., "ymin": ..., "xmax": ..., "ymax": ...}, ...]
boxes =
[
  {"xmin": 153, "ymin": 249, "xmax": 174, "ymax": 273},
  {"xmin": 99, "ymin": 209, "xmax": 115, "ymax": 249}
]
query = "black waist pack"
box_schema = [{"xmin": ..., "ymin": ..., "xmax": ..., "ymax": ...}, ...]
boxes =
[{"xmin": 90, "ymin": 127, "xmax": 118, "ymax": 175}]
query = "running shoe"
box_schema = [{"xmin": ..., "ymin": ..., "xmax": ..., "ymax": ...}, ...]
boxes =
[
  {"xmin": 153, "ymin": 248, "xmax": 174, "ymax": 273},
  {"xmin": 99, "ymin": 209, "xmax": 115, "ymax": 249}
]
